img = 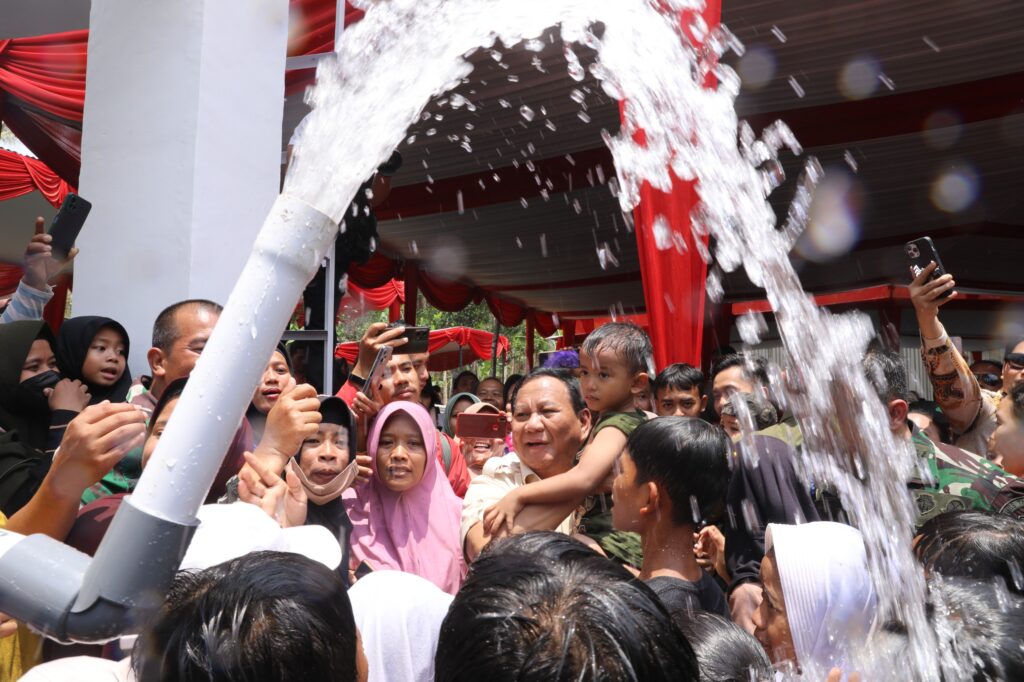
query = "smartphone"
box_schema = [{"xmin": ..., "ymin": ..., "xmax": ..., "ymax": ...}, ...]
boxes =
[
  {"xmin": 905, "ymin": 236, "xmax": 950, "ymax": 299},
  {"xmin": 48, "ymin": 193, "xmax": 93, "ymax": 259},
  {"xmin": 457, "ymin": 412, "xmax": 509, "ymax": 440},
  {"xmin": 400, "ymin": 326, "xmax": 431, "ymax": 354},
  {"xmin": 365, "ymin": 346, "xmax": 393, "ymax": 400}
]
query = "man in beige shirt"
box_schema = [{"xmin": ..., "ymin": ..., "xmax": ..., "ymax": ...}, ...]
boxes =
[
  {"xmin": 461, "ymin": 369, "xmax": 592, "ymax": 560},
  {"xmin": 911, "ymin": 262, "xmax": 1024, "ymax": 459}
]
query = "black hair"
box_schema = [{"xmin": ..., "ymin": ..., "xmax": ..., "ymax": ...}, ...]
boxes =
[
  {"xmin": 914, "ymin": 510, "xmax": 1024, "ymax": 595},
  {"xmin": 626, "ymin": 417, "xmax": 731, "ymax": 526},
  {"xmin": 581, "ymin": 322, "xmax": 655, "ymax": 376},
  {"xmin": 435, "ymin": 532, "xmax": 699, "ymax": 682},
  {"xmin": 908, "ymin": 400, "xmax": 952, "ymax": 444},
  {"xmin": 861, "ymin": 348, "xmax": 909, "ymax": 404},
  {"xmin": 710, "ymin": 353, "xmax": 769, "ymax": 388},
  {"xmin": 452, "ymin": 370, "xmax": 479, "ymax": 394},
  {"xmin": 481, "ymin": 530, "xmax": 603, "ymax": 565},
  {"xmin": 928, "ymin": 577, "xmax": 1024, "ymax": 681},
  {"xmin": 152, "ymin": 299, "xmax": 223, "ymax": 351},
  {"xmin": 503, "ymin": 374, "xmax": 523, "ymax": 405},
  {"xmin": 148, "ymin": 377, "xmax": 189, "ymax": 435},
  {"xmin": 970, "ymin": 359, "xmax": 1002, "ymax": 374},
  {"xmin": 133, "ymin": 551, "xmax": 358, "ymax": 681},
  {"xmin": 1007, "ymin": 383, "xmax": 1024, "ymax": 423},
  {"xmin": 652, "ymin": 363, "xmax": 705, "ymax": 397},
  {"xmin": 673, "ymin": 611, "xmax": 773, "ymax": 682},
  {"xmin": 510, "ymin": 368, "xmax": 586, "ymax": 415},
  {"xmin": 478, "ymin": 376, "xmax": 503, "ymax": 387},
  {"xmin": 1004, "ymin": 337, "xmax": 1024, "ymax": 359}
]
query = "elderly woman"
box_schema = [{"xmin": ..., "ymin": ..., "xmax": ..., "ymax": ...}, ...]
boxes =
[
  {"xmin": 345, "ymin": 401, "xmax": 465, "ymax": 594},
  {"xmin": 752, "ymin": 521, "xmax": 877, "ymax": 679}
]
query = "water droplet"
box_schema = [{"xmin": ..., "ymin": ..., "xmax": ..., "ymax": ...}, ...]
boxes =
[
  {"xmin": 770, "ymin": 25, "xmax": 787, "ymax": 43},
  {"xmin": 524, "ymin": 38, "xmax": 544, "ymax": 52},
  {"xmin": 539, "ymin": 233, "xmax": 548, "ymax": 257},
  {"xmin": 652, "ymin": 215, "xmax": 672, "ymax": 250},
  {"xmin": 507, "ymin": 74, "xmax": 519, "ymax": 83},
  {"xmin": 843, "ymin": 150, "xmax": 858, "ymax": 172},
  {"xmin": 878, "ymin": 73, "xmax": 895, "ymax": 90},
  {"xmin": 923, "ymin": 36, "xmax": 940, "ymax": 52},
  {"xmin": 788, "ymin": 75, "xmax": 805, "ymax": 98},
  {"xmin": 519, "ymin": 105, "xmax": 535, "ymax": 121},
  {"xmin": 520, "ymin": 197, "xmax": 529, "ymax": 208},
  {"xmin": 426, "ymin": 127, "xmax": 437, "ymax": 136},
  {"xmin": 577, "ymin": 111, "xmax": 591, "ymax": 123},
  {"xmin": 456, "ymin": 190, "xmax": 465, "ymax": 214},
  {"xmin": 499, "ymin": 98, "xmax": 511, "ymax": 108},
  {"xmin": 570, "ymin": 89, "xmax": 585, "ymax": 104}
]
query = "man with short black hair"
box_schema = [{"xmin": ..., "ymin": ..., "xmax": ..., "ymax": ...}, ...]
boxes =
[
  {"xmin": 710, "ymin": 353, "xmax": 769, "ymax": 418},
  {"xmin": 461, "ymin": 369, "xmax": 592, "ymax": 560},
  {"xmin": 133, "ymin": 551, "xmax": 367, "ymax": 682},
  {"xmin": 652, "ymin": 363, "xmax": 706, "ymax": 418},
  {"xmin": 435, "ymin": 532, "xmax": 699, "ymax": 682}
]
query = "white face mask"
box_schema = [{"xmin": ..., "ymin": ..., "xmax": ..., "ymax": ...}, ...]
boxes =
[{"xmin": 287, "ymin": 457, "xmax": 359, "ymax": 504}]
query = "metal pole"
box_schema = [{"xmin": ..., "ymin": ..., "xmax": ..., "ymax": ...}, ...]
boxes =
[{"xmin": 490, "ymin": 318, "xmax": 500, "ymax": 377}]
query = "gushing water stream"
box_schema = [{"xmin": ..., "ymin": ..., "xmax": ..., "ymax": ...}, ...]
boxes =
[{"xmin": 286, "ymin": 0, "xmax": 953, "ymax": 678}]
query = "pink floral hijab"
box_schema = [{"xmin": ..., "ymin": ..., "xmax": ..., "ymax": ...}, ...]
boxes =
[{"xmin": 343, "ymin": 401, "xmax": 466, "ymax": 594}]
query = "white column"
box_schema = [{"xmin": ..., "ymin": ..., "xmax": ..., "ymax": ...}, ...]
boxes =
[{"xmin": 73, "ymin": 0, "xmax": 289, "ymax": 374}]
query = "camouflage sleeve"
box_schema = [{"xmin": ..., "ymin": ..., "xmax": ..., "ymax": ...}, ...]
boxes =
[{"xmin": 921, "ymin": 331, "xmax": 982, "ymax": 438}]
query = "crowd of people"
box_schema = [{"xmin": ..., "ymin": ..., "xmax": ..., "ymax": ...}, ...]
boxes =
[{"xmin": 1, "ymin": 225, "xmax": 1024, "ymax": 681}]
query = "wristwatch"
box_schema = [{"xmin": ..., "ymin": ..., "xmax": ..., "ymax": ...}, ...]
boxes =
[{"xmin": 348, "ymin": 373, "xmax": 366, "ymax": 388}]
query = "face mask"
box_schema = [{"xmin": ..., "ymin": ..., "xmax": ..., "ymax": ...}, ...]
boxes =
[
  {"xmin": 288, "ymin": 457, "xmax": 359, "ymax": 505},
  {"xmin": 16, "ymin": 370, "xmax": 61, "ymax": 414}
]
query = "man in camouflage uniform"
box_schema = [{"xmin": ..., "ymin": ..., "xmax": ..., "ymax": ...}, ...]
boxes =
[
  {"xmin": 910, "ymin": 261, "xmax": 1024, "ymax": 458},
  {"xmin": 724, "ymin": 348, "xmax": 1024, "ymax": 632}
]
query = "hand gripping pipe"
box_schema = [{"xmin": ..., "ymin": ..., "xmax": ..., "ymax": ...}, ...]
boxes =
[{"xmin": 0, "ymin": 195, "xmax": 337, "ymax": 642}]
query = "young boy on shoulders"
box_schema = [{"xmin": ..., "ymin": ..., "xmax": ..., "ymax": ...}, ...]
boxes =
[{"xmin": 483, "ymin": 322, "xmax": 652, "ymax": 564}]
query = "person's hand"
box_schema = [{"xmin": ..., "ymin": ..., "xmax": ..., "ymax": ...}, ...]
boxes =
[
  {"xmin": 694, "ymin": 525, "xmax": 729, "ymax": 583},
  {"xmin": 353, "ymin": 322, "xmax": 407, "ymax": 378},
  {"xmin": 45, "ymin": 378, "xmax": 91, "ymax": 413},
  {"xmin": 0, "ymin": 612, "xmax": 17, "ymax": 639},
  {"xmin": 909, "ymin": 262, "xmax": 957, "ymax": 339},
  {"xmin": 729, "ymin": 582, "xmax": 763, "ymax": 635},
  {"xmin": 352, "ymin": 390, "xmax": 382, "ymax": 452},
  {"xmin": 21, "ymin": 216, "xmax": 78, "ymax": 291},
  {"xmin": 258, "ymin": 384, "xmax": 321, "ymax": 470},
  {"xmin": 354, "ymin": 453, "xmax": 373, "ymax": 486},
  {"xmin": 238, "ymin": 451, "xmax": 307, "ymax": 528},
  {"xmin": 827, "ymin": 669, "xmax": 861, "ymax": 682},
  {"xmin": 47, "ymin": 402, "xmax": 147, "ymax": 501},
  {"xmin": 483, "ymin": 490, "xmax": 524, "ymax": 536}
]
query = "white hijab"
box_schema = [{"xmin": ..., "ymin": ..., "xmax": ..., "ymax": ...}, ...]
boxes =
[
  {"xmin": 348, "ymin": 570, "xmax": 454, "ymax": 682},
  {"xmin": 766, "ymin": 522, "xmax": 878, "ymax": 678}
]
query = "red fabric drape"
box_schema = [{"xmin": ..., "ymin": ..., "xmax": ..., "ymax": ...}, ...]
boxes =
[
  {"xmin": 347, "ymin": 252, "xmax": 399, "ymax": 289},
  {"xmin": 0, "ymin": 30, "xmax": 88, "ymax": 185},
  {"xmin": 418, "ymin": 271, "xmax": 477, "ymax": 313},
  {"xmin": 335, "ymin": 326, "xmax": 510, "ymax": 372},
  {"xmin": 0, "ymin": 147, "xmax": 72, "ymax": 206},
  {"xmin": 629, "ymin": 1, "xmax": 720, "ymax": 370}
]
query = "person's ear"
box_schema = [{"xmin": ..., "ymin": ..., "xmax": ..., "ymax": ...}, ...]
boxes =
[
  {"xmin": 147, "ymin": 347, "xmax": 165, "ymax": 377},
  {"xmin": 888, "ymin": 399, "xmax": 909, "ymax": 431},
  {"xmin": 630, "ymin": 372, "xmax": 650, "ymax": 396},
  {"xmin": 578, "ymin": 408, "xmax": 593, "ymax": 442},
  {"xmin": 640, "ymin": 481, "xmax": 659, "ymax": 516},
  {"xmin": 700, "ymin": 394, "xmax": 708, "ymax": 412}
]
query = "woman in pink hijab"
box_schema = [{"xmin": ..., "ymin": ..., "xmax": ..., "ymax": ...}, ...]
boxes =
[{"xmin": 344, "ymin": 401, "xmax": 466, "ymax": 594}]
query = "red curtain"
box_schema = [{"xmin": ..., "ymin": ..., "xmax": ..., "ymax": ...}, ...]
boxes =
[
  {"xmin": 0, "ymin": 147, "xmax": 72, "ymax": 206},
  {"xmin": 629, "ymin": 1, "xmax": 720, "ymax": 370}
]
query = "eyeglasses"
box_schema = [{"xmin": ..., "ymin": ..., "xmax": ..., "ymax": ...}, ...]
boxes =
[{"xmin": 974, "ymin": 373, "xmax": 1002, "ymax": 390}]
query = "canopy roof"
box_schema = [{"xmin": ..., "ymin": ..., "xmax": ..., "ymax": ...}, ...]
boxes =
[
  {"xmin": 4, "ymin": 0, "xmax": 1023, "ymax": 340},
  {"xmin": 334, "ymin": 326, "xmax": 510, "ymax": 372}
]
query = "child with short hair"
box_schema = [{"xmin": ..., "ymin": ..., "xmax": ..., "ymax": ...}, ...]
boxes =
[
  {"xmin": 611, "ymin": 417, "xmax": 731, "ymax": 618},
  {"xmin": 483, "ymin": 322, "xmax": 653, "ymax": 565}
]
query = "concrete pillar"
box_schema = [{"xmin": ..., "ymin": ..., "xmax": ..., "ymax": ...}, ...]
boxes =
[{"xmin": 73, "ymin": 0, "xmax": 289, "ymax": 374}]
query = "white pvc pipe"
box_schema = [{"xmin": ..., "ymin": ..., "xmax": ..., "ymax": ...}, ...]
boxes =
[{"xmin": 130, "ymin": 194, "xmax": 336, "ymax": 524}]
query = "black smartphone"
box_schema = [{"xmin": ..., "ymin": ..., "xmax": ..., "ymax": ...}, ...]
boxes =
[
  {"xmin": 905, "ymin": 236, "xmax": 950, "ymax": 299},
  {"xmin": 401, "ymin": 326, "xmax": 431, "ymax": 354},
  {"xmin": 48, "ymin": 193, "xmax": 92, "ymax": 259},
  {"xmin": 365, "ymin": 346, "xmax": 393, "ymax": 400}
]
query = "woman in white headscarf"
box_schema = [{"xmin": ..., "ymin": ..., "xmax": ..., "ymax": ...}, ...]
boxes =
[
  {"xmin": 752, "ymin": 521, "xmax": 878, "ymax": 679},
  {"xmin": 347, "ymin": 570, "xmax": 453, "ymax": 682}
]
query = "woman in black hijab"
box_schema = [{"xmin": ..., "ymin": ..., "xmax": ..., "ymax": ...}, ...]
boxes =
[
  {"xmin": 0, "ymin": 320, "xmax": 87, "ymax": 514},
  {"xmin": 55, "ymin": 316, "xmax": 132, "ymax": 405}
]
